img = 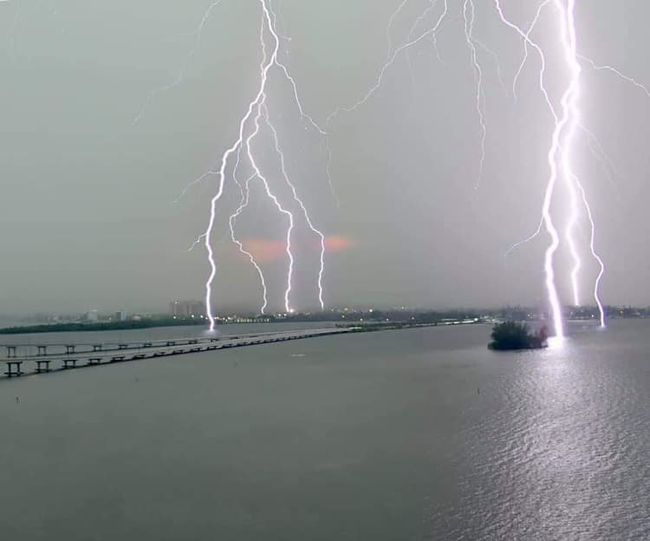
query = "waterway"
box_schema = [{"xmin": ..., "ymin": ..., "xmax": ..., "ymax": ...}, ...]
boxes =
[{"xmin": 0, "ymin": 321, "xmax": 648, "ymax": 540}]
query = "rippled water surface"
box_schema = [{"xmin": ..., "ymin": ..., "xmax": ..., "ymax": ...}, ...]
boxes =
[{"xmin": 1, "ymin": 321, "xmax": 648, "ymax": 540}]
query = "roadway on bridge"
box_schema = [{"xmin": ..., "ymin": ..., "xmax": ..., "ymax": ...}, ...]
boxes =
[{"xmin": 0, "ymin": 327, "xmax": 357, "ymax": 379}]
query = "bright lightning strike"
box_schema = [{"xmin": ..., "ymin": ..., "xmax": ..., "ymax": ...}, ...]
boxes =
[
  {"xmin": 243, "ymin": 97, "xmax": 296, "ymax": 315},
  {"xmin": 555, "ymin": 0, "xmax": 583, "ymax": 309},
  {"xmin": 498, "ymin": 0, "xmax": 609, "ymax": 333},
  {"xmin": 576, "ymin": 177, "xmax": 606, "ymax": 328},
  {"xmin": 202, "ymin": 1, "xmax": 279, "ymax": 331},
  {"xmin": 179, "ymin": 0, "xmax": 646, "ymax": 334},
  {"xmin": 263, "ymin": 105, "xmax": 326, "ymax": 310},
  {"xmin": 494, "ymin": 0, "xmax": 565, "ymax": 338},
  {"xmin": 556, "ymin": 0, "xmax": 607, "ymax": 327},
  {"xmin": 323, "ymin": 0, "xmax": 617, "ymax": 336},
  {"xmin": 199, "ymin": 0, "xmax": 328, "ymax": 330},
  {"xmin": 228, "ymin": 167, "xmax": 270, "ymax": 315}
]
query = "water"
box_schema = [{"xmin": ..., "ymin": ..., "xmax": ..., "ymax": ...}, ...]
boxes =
[
  {"xmin": 0, "ymin": 321, "xmax": 648, "ymax": 540},
  {"xmin": 0, "ymin": 322, "xmax": 336, "ymax": 347}
]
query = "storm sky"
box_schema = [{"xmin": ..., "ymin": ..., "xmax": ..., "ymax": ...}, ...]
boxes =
[{"xmin": 1, "ymin": 0, "xmax": 649, "ymax": 315}]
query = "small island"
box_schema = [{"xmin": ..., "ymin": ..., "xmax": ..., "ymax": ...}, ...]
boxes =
[{"xmin": 489, "ymin": 321, "xmax": 548, "ymax": 351}]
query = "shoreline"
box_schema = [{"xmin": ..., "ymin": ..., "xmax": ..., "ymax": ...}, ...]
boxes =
[
  {"xmin": 0, "ymin": 321, "xmax": 484, "ymax": 379},
  {"xmin": 0, "ymin": 318, "xmax": 484, "ymax": 336},
  {"xmin": 0, "ymin": 319, "xmax": 208, "ymax": 335}
]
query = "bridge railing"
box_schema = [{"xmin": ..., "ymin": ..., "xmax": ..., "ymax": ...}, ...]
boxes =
[
  {"xmin": 0, "ymin": 327, "xmax": 351, "ymax": 378},
  {"xmin": 0, "ymin": 328, "xmax": 326, "ymax": 360}
]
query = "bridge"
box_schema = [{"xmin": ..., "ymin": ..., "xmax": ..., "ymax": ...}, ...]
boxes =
[{"xmin": 0, "ymin": 327, "xmax": 355, "ymax": 379}]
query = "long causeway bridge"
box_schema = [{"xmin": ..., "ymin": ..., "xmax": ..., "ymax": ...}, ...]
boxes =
[{"xmin": 0, "ymin": 327, "xmax": 355, "ymax": 379}]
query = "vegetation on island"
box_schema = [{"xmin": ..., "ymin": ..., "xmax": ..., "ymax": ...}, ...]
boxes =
[
  {"xmin": 0, "ymin": 318, "xmax": 208, "ymax": 335},
  {"xmin": 488, "ymin": 321, "xmax": 548, "ymax": 351}
]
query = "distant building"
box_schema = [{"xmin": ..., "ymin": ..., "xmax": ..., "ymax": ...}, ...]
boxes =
[
  {"xmin": 85, "ymin": 310, "xmax": 99, "ymax": 322},
  {"xmin": 114, "ymin": 311, "xmax": 128, "ymax": 322},
  {"xmin": 170, "ymin": 300, "xmax": 205, "ymax": 318}
]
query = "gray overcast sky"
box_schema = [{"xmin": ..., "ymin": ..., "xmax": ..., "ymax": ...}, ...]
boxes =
[{"xmin": 0, "ymin": 0, "xmax": 649, "ymax": 315}]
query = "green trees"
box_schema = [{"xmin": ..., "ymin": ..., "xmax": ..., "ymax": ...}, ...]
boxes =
[{"xmin": 489, "ymin": 321, "xmax": 542, "ymax": 350}]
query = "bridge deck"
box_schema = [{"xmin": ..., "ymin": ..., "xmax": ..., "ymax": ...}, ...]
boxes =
[{"xmin": 0, "ymin": 328, "xmax": 355, "ymax": 379}]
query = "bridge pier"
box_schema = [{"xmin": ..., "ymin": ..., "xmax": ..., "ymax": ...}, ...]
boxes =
[
  {"xmin": 5, "ymin": 361, "xmax": 23, "ymax": 377},
  {"xmin": 35, "ymin": 360, "xmax": 51, "ymax": 373},
  {"xmin": 2, "ymin": 328, "xmax": 349, "ymax": 379}
]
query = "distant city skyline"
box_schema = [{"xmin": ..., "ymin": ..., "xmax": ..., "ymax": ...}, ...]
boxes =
[{"xmin": 3, "ymin": 301, "xmax": 649, "ymax": 321}]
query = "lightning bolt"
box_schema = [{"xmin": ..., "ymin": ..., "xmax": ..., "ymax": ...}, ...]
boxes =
[
  {"xmin": 386, "ymin": 0, "xmax": 411, "ymax": 58},
  {"xmin": 181, "ymin": 1, "xmax": 647, "ymax": 333},
  {"xmin": 324, "ymin": 0, "xmax": 606, "ymax": 336},
  {"xmin": 575, "ymin": 178, "xmax": 605, "ymax": 327},
  {"xmin": 402, "ymin": 1, "xmax": 446, "ymax": 95},
  {"xmin": 222, "ymin": 101, "xmax": 326, "ymax": 314},
  {"xmin": 201, "ymin": 0, "xmax": 330, "ymax": 329},
  {"xmin": 473, "ymin": 37, "xmax": 508, "ymax": 97},
  {"xmin": 579, "ymin": 55, "xmax": 650, "ymax": 99},
  {"xmin": 133, "ymin": 0, "xmax": 227, "ymax": 125},
  {"xmin": 133, "ymin": 1, "xmax": 328, "ymax": 323},
  {"xmin": 263, "ymin": 105, "xmax": 326, "ymax": 310},
  {"xmin": 494, "ymin": 0, "xmax": 564, "ymax": 338},
  {"xmin": 228, "ymin": 159, "xmax": 269, "ymax": 314},
  {"xmin": 545, "ymin": 0, "xmax": 607, "ymax": 327},
  {"xmin": 326, "ymin": 0, "xmax": 449, "ymax": 124},
  {"xmin": 498, "ymin": 0, "xmax": 611, "ymax": 334},
  {"xmin": 320, "ymin": 0, "xmax": 453, "ymax": 213},
  {"xmin": 462, "ymin": 0, "xmax": 488, "ymax": 188},
  {"xmin": 269, "ymin": 4, "xmax": 327, "ymax": 137},
  {"xmin": 579, "ymin": 122, "xmax": 620, "ymax": 191},
  {"xmin": 512, "ymin": 0, "xmax": 552, "ymax": 101},
  {"xmin": 203, "ymin": 0, "xmax": 279, "ymax": 331},
  {"xmin": 410, "ymin": 0, "xmax": 448, "ymax": 64},
  {"xmin": 244, "ymin": 99, "xmax": 296, "ymax": 315},
  {"xmin": 322, "ymin": 0, "xmax": 449, "ymax": 210},
  {"xmin": 555, "ymin": 0, "xmax": 583, "ymax": 309}
]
